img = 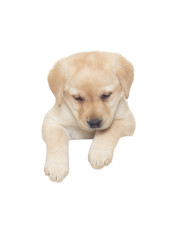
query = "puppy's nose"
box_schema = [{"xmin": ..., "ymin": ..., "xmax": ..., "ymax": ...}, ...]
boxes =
[{"xmin": 87, "ymin": 119, "xmax": 102, "ymax": 128}]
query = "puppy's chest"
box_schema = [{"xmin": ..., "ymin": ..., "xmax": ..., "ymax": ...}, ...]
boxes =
[{"xmin": 66, "ymin": 126, "xmax": 95, "ymax": 140}]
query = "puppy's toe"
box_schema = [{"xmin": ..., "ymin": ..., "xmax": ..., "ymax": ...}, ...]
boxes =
[
  {"xmin": 44, "ymin": 167, "xmax": 50, "ymax": 176},
  {"xmin": 54, "ymin": 168, "xmax": 69, "ymax": 182},
  {"xmin": 88, "ymin": 149, "xmax": 113, "ymax": 169},
  {"xmin": 44, "ymin": 163, "xmax": 69, "ymax": 182}
]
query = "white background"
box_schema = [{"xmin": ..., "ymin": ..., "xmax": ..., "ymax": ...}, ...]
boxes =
[{"xmin": 0, "ymin": 0, "xmax": 183, "ymax": 239}]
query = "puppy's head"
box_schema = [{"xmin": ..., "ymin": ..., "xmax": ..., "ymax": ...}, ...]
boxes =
[{"xmin": 48, "ymin": 52, "xmax": 134, "ymax": 131}]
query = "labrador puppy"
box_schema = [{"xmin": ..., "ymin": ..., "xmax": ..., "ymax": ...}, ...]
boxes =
[{"xmin": 42, "ymin": 52, "xmax": 135, "ymax": 182}]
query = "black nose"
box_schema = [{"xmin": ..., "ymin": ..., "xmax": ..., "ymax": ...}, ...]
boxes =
[{"xmin": 87, "ymin": 119, "xmax": 102, "ymax": 128}]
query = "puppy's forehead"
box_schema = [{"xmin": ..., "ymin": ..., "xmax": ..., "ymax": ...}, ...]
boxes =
[
  {"xmin": 66, "ymin": 51, "xmax": 115, "ymax": 72},
  {"xmin": 64, "ymin": 52, "xmax": 120, "ymax": 94},
  {"xmin": 66, "ymin": 68, "xmax": 117, "ymax": 94},
  {"xmin": 67, "ymin": 83, "xmax": 116, "ymax": 96},
  {"xmin": 64, "ymin": 52, "xmax": 117, "ymax": 79}
]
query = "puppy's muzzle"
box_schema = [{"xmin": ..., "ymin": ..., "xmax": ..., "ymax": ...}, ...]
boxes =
[{"xmin": 87, "ymin": 119, "xmax": 102, "ymax": 129}]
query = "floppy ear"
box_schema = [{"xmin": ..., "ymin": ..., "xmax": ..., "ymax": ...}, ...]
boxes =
[
  {"xmin": 115, "ymin": 55, "xmax": 134, "ymax": 99},
  {"xmin": 48, "ymin": 60, "xmax": 66, "ymax": 106}
]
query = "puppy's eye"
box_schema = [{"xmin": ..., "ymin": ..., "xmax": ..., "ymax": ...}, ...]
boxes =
[
  {"xmin": 101, "ymin": 93, "xmax": 112, "ymax": 100},
  {"xmin": 73, "ymin": 96, "xmax": 84, "ymax": 102}
]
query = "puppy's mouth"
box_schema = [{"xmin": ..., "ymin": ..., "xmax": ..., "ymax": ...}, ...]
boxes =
[
  {"xmin": 79, "ymin": 118, "xmax": 112, "ymax": 131},
  {"xmin": 87, "ymin": 118, "xmax": 102, "ymax": 129}
]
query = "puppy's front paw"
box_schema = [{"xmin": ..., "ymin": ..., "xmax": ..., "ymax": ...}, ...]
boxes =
[
  {"xmin": 44, "ymin": 161, "xmax": 69, "ymax": 182},
  {"xmin": 88, "ymin": 148, "xmax": 113, "ymax": 169}
]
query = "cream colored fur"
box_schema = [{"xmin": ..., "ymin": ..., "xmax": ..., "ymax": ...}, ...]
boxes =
[{"xmin": 42, "ymin": 52, "xmax": 135, "ymax": 182}]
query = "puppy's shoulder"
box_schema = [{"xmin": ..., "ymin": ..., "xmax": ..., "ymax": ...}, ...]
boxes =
[
  {"xmin": 43, "ymin": 102, "xmax": 77, "ymax": 128},
  {"xmin": 114, "ymin": 97, "xmax": 131, "ymax": 119}
]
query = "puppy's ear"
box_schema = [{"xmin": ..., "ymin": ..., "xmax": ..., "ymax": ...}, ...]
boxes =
[
  {"xmin": 115, "ymin": 55, "xmax": 134, "ymax": 99},
  {"xmin": 48, "ymin": 60, "xmax": 66, "ymax": 106}
]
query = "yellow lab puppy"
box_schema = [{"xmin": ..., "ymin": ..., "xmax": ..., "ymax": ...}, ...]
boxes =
[{"xmin": 42, "ymin": 52, "xmax": 135, "ymax": 182}]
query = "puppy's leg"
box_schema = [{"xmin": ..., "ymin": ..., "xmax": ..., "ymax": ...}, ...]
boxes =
[
  {"xmin": 42, "ymin": 118, "xmax": 69, "ymax": 182},
  {"xmin": 88, "ymin": 112, "xmax": 135, "ymax": 169}
]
